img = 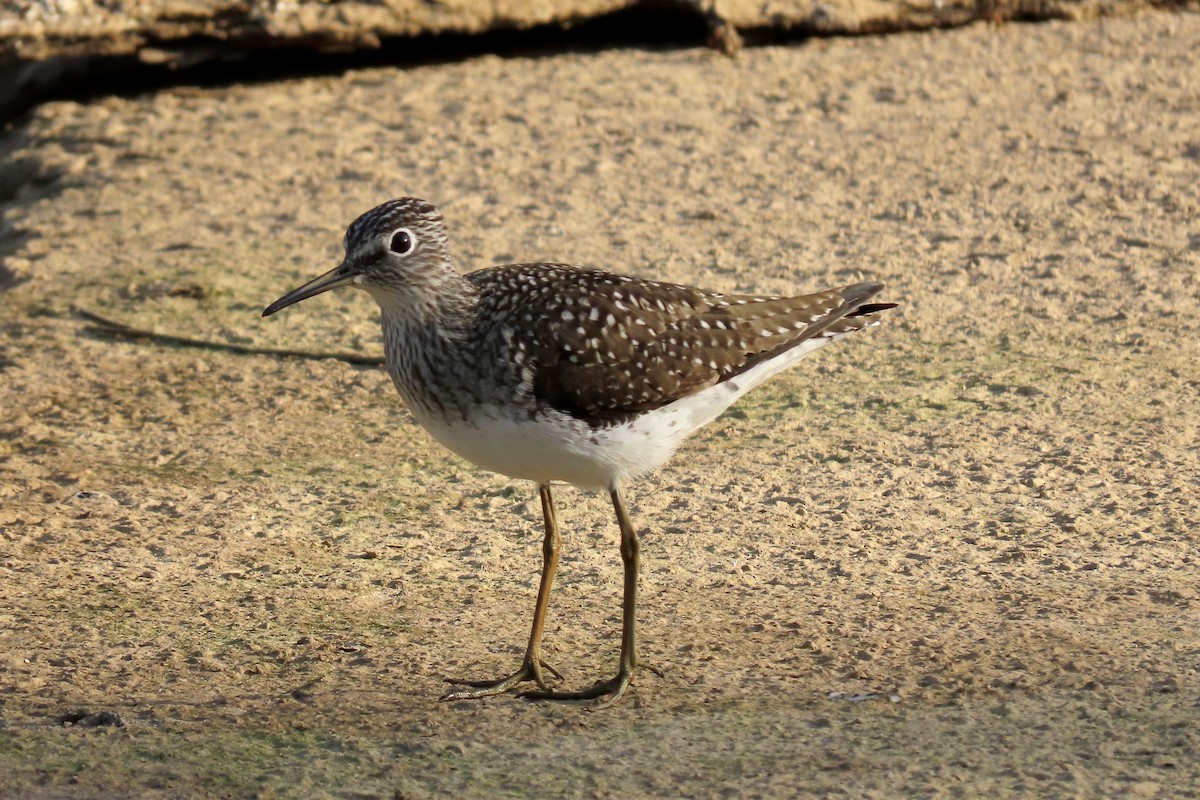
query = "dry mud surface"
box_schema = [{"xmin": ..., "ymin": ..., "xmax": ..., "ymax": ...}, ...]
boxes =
[{"xmin": 1, "ymin": 11, "xmax": 1199, "ymax": 799}]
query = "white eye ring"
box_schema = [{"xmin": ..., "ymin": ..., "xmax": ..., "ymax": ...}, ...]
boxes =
[{"xmin": 389, "ymin": 228, "xmax": 416, "ymax": 256}]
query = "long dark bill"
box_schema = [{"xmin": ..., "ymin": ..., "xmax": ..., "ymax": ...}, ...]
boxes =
[{"xmin": 262, "ymin": 263, "xmax": 356, "ymax": 317}]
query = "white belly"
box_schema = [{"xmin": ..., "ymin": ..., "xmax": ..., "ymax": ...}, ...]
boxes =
[
  {"xmin": 401, "ymin": 337, "xmax": 832, "ymax": 491},
  {"xmin": 406, "ymin": 402, "xmax": 677, "ymax": 491}
]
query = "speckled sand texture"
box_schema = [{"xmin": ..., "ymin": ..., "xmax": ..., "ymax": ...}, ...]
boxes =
[{"xmin": 1, "ymin": 11, "xmax": 1197, "ymax": 798}]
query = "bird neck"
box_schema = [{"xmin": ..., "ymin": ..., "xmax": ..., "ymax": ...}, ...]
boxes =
[
  {"xmin": 374, "ymin": 271, "xmax": 483, "ymax": 421},
  {"xmin": 372, "ymin": 269, "xmax": 479, "ymax": 348}
]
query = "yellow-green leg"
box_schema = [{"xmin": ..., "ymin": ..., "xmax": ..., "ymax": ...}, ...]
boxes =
[
  {"xmin": 523, "ymin": 484, "xmax": 658, "ymax": 709},
  {"xmin": 442, "ymin": 483, "xmax": 563, "ymax": 699}
]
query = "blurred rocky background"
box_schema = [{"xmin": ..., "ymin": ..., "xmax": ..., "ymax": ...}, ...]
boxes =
[{"xmin": 1, "ymin": 0, "xmax": 1184, "ymax": 119}]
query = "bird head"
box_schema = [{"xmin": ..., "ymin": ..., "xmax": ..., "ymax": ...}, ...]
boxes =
[{"xmin": 263, "ymin": 197, "xmax": 453, "ymax": 318}]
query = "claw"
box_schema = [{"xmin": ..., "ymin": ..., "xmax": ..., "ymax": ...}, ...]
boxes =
[
  {"xmin": 520, "ymin": 666, "xmax": 636, "ymax": 710},
  {"xmin": 638, "ymin": 661, "xmax": 665, "ymax": 678},
  {"xmin": 441, "ymin": 658, "xmax": 562, "ymax": 701}
]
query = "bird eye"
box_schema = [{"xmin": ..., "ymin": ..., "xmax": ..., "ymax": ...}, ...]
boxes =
[{"xmin": 390, "ymin": 228, "xmax": 415, "ymax": 255}]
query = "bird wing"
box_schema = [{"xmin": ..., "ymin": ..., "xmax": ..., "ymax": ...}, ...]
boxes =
[{"xmin": 469, "ymin": 265, "xmax": 892, "ymax": 423}]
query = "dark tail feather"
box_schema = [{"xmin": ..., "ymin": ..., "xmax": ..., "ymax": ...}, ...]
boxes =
[
  {"xmin": 848, "ymin": 302, "xmax": 899, "ymax": 317},
  {"xmin": 821, "ymin": 292, "xmax": 897, "ymax": 339}
]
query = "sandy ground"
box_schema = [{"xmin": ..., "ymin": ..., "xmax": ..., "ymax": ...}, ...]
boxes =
[{"xmin": 1, "ymin": 10, "xmax": 1199, "ymax": 798}]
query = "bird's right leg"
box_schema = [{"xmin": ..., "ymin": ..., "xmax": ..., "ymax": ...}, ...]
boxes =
[{"xmin": 442, "ymin": 482, "xmax": 563, "ymax": 700}]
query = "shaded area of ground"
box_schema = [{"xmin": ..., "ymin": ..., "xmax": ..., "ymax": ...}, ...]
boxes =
[
  {"xmin": 3, "ymin": 0, "xmax": 1185, "ymax": 120},
  {"xmin": 0, "ymin": 0, "xmax": 1163, "ymax": 65},
  {"xmin": 1, "ymin": 9, "xmax": 1198, "ymax": 798}
]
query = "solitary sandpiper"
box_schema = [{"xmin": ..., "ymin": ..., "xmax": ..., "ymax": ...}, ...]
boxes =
[{"xmin": 263, "ymin": 197, "xmax": 896, "ymax": 708}]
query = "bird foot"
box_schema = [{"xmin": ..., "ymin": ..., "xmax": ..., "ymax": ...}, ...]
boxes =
[
  {"xmin": 441, "ymin": 658, "xmax": 563, "ymax": 701},
  {"xmin": 638, "ymin": 660, "xmax": 666, "ymax": 678},
  {"xmin": 521, "ymin": 661, "xmax": 661, "ymax": 710}
]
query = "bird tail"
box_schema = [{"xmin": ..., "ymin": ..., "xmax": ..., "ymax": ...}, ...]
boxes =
[{"xmin": 820, "ymin": 284, "xmax": 897, "ymax": 340}]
